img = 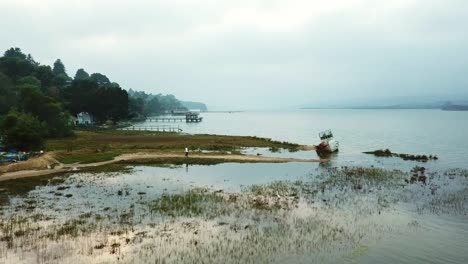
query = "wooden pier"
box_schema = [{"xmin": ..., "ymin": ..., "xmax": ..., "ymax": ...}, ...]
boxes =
[
  {"xmin": 146, "ymin": 117, "xmax": 186, "ymax": 122},
  {"xmin": 146, "ymin": 113, "xmax": 203, "ymax": 123},
  {"xmin": 120, "ymin": 126, "xmax": 183, "ymax": 132}
]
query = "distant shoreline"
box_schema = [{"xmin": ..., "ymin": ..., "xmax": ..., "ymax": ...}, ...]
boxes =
[{"xmin": 300, "ymin": 106, "xmax": 468, "ymax": 111}]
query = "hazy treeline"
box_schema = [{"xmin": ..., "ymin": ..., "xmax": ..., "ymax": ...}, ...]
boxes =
[
  {"xmin": 180, "ymin": 101, "xmax": 208, "ymax": 112},
  {"xmin": 128, "ymin": 89, "xmax": 187, "ymax": 118},
  {"xmin": 0, "ymin": 47, "xmax": 204, "ymax": 150}
]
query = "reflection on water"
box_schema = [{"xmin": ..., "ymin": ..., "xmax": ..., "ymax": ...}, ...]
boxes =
[{"xmin": 0, "ymin": 163, "xmax": 466, "ymax": 263}]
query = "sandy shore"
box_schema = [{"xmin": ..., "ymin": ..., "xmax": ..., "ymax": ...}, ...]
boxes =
[{"xmin": 0, "ymin": 152, "xmax": 322, "ymax": 182}]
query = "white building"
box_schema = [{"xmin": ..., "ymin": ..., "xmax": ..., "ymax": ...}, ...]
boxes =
[{"xmin": 76, "ymin": 112, "xmax": 94, "ymax": 125}]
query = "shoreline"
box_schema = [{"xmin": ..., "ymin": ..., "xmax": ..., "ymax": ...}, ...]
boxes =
[{"xmin": 0, "ymin": 152, "xmax": 323, "ymax": 182}]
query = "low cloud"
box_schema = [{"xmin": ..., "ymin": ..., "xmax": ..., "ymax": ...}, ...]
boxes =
[{"xmin": 2, "ymin": 0, "xmax": 467, "ymax": 109}]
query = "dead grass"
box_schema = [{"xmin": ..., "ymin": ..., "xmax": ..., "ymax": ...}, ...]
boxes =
[
  {"xmin": 0, "ymin": 153, "xmax": 60, "ymax": 174},
  {"xmin": 55, "ymin": 151, "xmax": 120, "ymax": 164},
  {"xmin": 43, "ymin": 130, "xmax": 303, "ymax": 165},
  {"xmin": 46, "ymin": 130, "xmax": 299, "ymax": 153}
]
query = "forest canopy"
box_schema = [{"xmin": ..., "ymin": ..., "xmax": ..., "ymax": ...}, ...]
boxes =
[{"xmin": 0, "ymin": 47, "xmax": 205, "ymax": 151}]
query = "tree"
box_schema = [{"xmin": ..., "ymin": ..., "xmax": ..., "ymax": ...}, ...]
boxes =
[
  {"xmin": 18, "ymin": 84, "xmax": 72, "ymax": 137},
  {"xmin": 146, "ymin": 97, "xmax": 163, "ymax": 114},
  {"xmin": 18, "ymin": 76, "xmax": 41, "ymax": 87},
  {"xmin": 90, "ymin": 83, "xmax": 128, "ymax": 123},
  {"xmin": 3, "ymin": 47, "xmax": 26, "ymax": 59},
  {"xmin": 106, "ymin": 84, "xmax": 128, "ymax": 122},
  {"xmin": 53, "ymin": 72, "xmax": 71, "ymax": 87},
  {"xmin": 52, "ymin": 59, "xmax": 67, "ymax": 76},
  {"xmin": 26, "ymin": 54, "xmax": 39, "ymax": 67},
  {"xmin": 52, "ymin": 59, "xmax": 71, "ymax": 87},
  {"xmin": 63, "ymin": 79, "xmax": 99, "ymax": 115},
  {"xmin": 129, "ymin": 97, "xmax": 146, "ymax": 118},
  {"xmin": 0, "ymin": 48, "xmax": 35, "ymax": 80},
  {"xmin": 74, "ymin": 68, "xmax": 90, "ymax": 80},
  {"xmin": 0, "ymin": 72, "xmax": 17, "ymax": 115},
  {"xmin": 34, "ymin": 65, "xmax": 54, "ymax": 89},
  {"xmin": 89, "ymin": 73, "xmax": 110, "ymax": 86},
  {"xmin": 45, "ymin": 86, "xmax": 61, "ymax": 99},
  {"xmin": 0, "ymin": 110, "xmax": 48, "ymax": 151},
  {"xmin": 158, "ymin": 94, "xmax": 185, "ymax": 111}
]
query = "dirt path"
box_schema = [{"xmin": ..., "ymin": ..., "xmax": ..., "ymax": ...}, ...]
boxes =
[{"xmin": 0, "ymin": 152, "xmax": 323, "ymax": 182}]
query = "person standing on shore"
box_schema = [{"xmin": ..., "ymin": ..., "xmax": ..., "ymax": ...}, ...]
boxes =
[{"xmin": 185, "ymin": 147, "xmax": 189, "ymax": 157}]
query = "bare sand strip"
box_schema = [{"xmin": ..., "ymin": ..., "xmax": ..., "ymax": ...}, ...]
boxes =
[
  {"xmin": 298, "ymin": 145, "xmax": 317, "ymax": 151},
  {"xmin": 0, "ymin": 153, "xmax": 322, "ymax": 182}
]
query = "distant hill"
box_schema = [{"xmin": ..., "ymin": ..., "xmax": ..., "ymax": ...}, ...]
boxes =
[
  {"xmin": 301, "ymin": 99, "xmax": 468, "ymax": 111},
  {"xmin": 441, "ymin": 102, "xmax": 468, "ymax": 111},
  {"xmin": 181, "ymin": 101, "xmax": 208, "ymax": 111}
]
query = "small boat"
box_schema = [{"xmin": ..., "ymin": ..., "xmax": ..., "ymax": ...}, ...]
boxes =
[{"xmin": 316, "ymin": 129, "xmax": 339, "ymax": 156}]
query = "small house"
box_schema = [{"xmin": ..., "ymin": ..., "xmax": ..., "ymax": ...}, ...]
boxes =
[{"xmin": 76, "ymin": 112, "xmax": 95, "ymax": 125}]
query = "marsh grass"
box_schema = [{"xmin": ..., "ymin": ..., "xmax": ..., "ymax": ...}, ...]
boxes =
[
  {"xmin": 43, "ymin": 129, "xmax": 306, "ymax": 167},
  {"xmin": 56, "ymin": 151, "xmax": 120, "ymax": 164},
  {"xmin": 245, "ymin": 181, "xmax": 301, "ymax": 196},
  {"xmin": 46, "ymin": 130, "xmax": 301, "ymax": 160},
  {"xmin": 54, "ymin": 219, "xmax": 87, "ymax": 238},
  {"xmin": 148, "ymin": 189, "xmax": 228, "ymax": 218},
  {"xmin": 0, "ymin": 166, "xmax": 466, "ymax": 263},
  {"xmin": 0, "ymin": 174, "xmax": 70, "ymax": 201}
]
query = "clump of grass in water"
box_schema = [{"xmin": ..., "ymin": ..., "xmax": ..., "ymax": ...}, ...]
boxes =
[
  {"xmin": 148, "ymin": 188, "xmax": 228, "ymax": 218},
  {"xmin": 54, "ymin": 219, "xmax": 87, "ymax": 238},
  {"xmin": 245, "ymin": 181, "xmax": 301, "ymax": 196},
  {"xmin": 148, "ymin": 184, "xmax": 302, "ymax": 218},
  {"xmin": 340, "ymin": 167, "xmax": 402, "ymax": 180},
  {"xmin": 363, "ymin": 149, "xmax": 438, "ymax": 162},
  {"xmin": 269, "ymin": 146, "xmax": 282, "ymax": 153}
]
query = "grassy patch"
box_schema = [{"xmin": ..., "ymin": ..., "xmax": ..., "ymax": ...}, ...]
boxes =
[
  {"xmin": 55, "ymin": 151, "xmax": 120, "ymax": 164},
  {"xmin": 54, "ymin": 219, "xmax": 87, "ymax": 238},
  {"xmin": 341, "ymin": 167, "xmax": 399, "ymax": 179},
  {"xmin": 148, "ymin": 189, "xmax": 228, "ymax": 218},
  {"xmin": 44, "ymin": 130, "xmax": 304, "ymax": 166},
  {"xmin": 0, "ymin": 173, "xmax": 68, "ymax": 199},
  {"xmin": 245, "ymin": 181, "xmax": 300, "ymax": 196},
  {"xmin": 46, "ymin": 130, "xmax": 300, "ymax": 153}
]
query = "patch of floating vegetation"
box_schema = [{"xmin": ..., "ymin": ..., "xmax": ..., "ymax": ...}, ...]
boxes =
[{"xmin": 363, "ymin": 149, "xmax": 438, "ymax": 162}]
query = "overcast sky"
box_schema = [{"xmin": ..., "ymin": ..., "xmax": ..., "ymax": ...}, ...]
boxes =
[{"xmin": 1, "ymin": 0, "xmax": 467, "ymax": 110}]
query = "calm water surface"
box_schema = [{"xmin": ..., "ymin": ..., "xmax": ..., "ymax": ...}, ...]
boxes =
[
  {"xmin": 138, "ymin": 110, "xmax": 468, "ymax": 263},
  {"xmin": 3, "ymin": 164, "xmax": 466, "ymax": 263},
  {"xmin": 139, "ymin": 109, "xmax": 468, "ymax": 169}
]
